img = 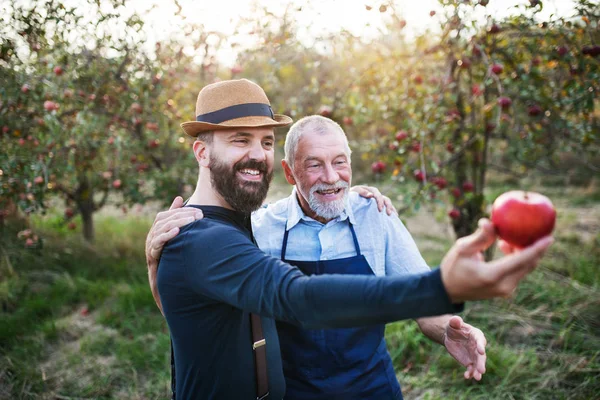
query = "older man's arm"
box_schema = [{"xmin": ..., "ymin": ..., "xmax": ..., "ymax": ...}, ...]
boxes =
[{"xmin": 382, "ymin": 211, "xmax": 487, "ymax": 380}]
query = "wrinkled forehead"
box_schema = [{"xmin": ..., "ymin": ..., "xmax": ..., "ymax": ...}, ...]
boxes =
[{"xmin": 296, "ymin": 129, "xmax": 349, "ymax": 161}]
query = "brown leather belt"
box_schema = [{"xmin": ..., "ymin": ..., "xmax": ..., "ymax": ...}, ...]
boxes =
[{"xmin": 250, "ymin": 313, "xmax": 269, "ymax": 399}]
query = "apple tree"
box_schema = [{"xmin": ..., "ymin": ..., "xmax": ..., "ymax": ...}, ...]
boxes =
[{"xmin": 0, "ymin": 0, "xmax": 214, "ymax": 241}]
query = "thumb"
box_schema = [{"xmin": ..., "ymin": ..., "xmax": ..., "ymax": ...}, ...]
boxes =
[
  {"xmin": 448, "ymin": 315, "xmax": 463, "ymax": 330},
  {"xmin": 169, "ymin": 196, "xmax": 184, "ymax": 210},
  {"xmin": 456, "ymin": 218, "xmax": 497, "ymax": 256}
]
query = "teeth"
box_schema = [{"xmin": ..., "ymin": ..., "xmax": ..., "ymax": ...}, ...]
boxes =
[
  {"xmin": 240, "ymin": 169, "xmax": 260, "ymax": 175},
  {"xmin": 318, "ymin": 189, "xmax": 340, "ymax": 194}
]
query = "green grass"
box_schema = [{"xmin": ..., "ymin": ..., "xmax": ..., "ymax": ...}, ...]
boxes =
[{"xmin": 1, "ymin": 193, "xmax": 599, "ymax": 399}]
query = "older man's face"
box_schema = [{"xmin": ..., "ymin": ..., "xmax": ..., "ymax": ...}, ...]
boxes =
[{"xmin": 291, "ymin": 129, "xmax": 352, "ymax": 222}]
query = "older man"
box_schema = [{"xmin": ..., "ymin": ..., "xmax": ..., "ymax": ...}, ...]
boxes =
[{"xmin": 147, "ymin": 79, "xmax": 552, "ymax": 400}]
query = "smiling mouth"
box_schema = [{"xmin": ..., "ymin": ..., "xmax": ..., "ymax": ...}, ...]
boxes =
[
  {"xmin": 315, "ymin": 188, "xmax": 344, "ymax": 197},
  {"xmin": 237, "ymin": 168, "xmax": 262, "ymax": 181}
]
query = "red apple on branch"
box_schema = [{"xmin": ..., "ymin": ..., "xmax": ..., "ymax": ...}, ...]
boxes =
[
  {"xmin": 371, "ymin": 161, "xmax": 386, "ymax": 174},
  {"xmin": 491, "ymin": 190, "xmax": 556, "ymax": 248},
  {"xmin": 54, "ymin": 66, "xmax": 64, "ymax": 76},
  {"xmin": 395, "ymin": 130, "xmax": 409, "ymax": 141}
]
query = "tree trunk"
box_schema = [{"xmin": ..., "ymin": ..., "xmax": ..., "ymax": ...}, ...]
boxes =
[
  {"xmin": 75, "ymin": 174, "xmax": 96, "ymax": 242},
  {"xmin": 80, "ymin": 206, "xmax": 95, "ymax": 242}
]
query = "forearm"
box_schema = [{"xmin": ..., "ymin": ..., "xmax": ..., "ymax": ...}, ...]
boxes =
[
  {"xmin": 283, "ymin": 269, "xmax": 463, "ymax": 329},
  {"xmin": 416, "ymin": 314, "xmax": 453, "ymax": 345},
  {"xmin": 147, "ymin": 259, "xmax": 164, "ymax": 316}
]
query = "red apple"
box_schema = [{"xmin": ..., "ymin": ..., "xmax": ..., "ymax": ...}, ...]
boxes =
[
  {"xmin": 388, "ymin": 142, "xmax": 399, "ymax": 151},
  {"xmin": 65, "ymin": 207, "xmax": 74, "ymax": 218},
  {"xmin": 429, "ymin": 10, "xmax": 436, "ymax": 17},
  {"xmin": 462, "ymin": 181, "xmax": 474, "ymax": 192},
  {"xmin": 491, "ymin": 190, "xmax": 556, "ymax": 248},
  {"xmin": 25, "ymin": 238, "xmax": 35, "ymax": 247},
  {"xmin": 491, "ymin": 64, "xmax": 503, "ymax": 74},
  {"xmin": 54, "ymin": 66, "xmax": 64, "ymax": 76},
  {"xmin": 34, "ymin": 176, "xmax": 44, "ymax": 185},
  {"xmin": 318, "ymin": 105, "xmax": 332, "ymax": 118},
  {"xmin": 67, "ymin": 222, "xmax": 76, "ymax": 230},
  {"xmin": 130, "ymin": 103, "xmax": 143, "ymax": 114},
  {"xmin": 528, "ymin": 105, "xmax": 543, "ymax": 116},
  {"xmin": 343, "ymin": 116, "xmax": 353, "ymax": 126},
  {"xmin": 446, "ymin": 143, "xmax": 455, "ymax": 153},
  {"xmin": 44, "ymin": 100, "xmax": 59, "ymax": 111},
  {"xmin": 108, "ymin": 136, "xmax": 115, "ymax": 145},
  {"xmin": 556, "ymin": 46, "xmax": 568, "ymax": 57},
  {"xmin": 112, "ymin": 179, "xmax": 122, "ymax": 189},
  {"xmin": 413, "ymin": 75, "xmax": 423, "ymax": 85},
  {"xmin": 497, "ymin": 97, "xmax": 512, "ymax": 109},
  {"xmin": 451, "ymin": 187, "xmax": 462, "ymax": 198},
  {"xmin": 411, "ymin": 142, "xmax": 421, "ymax": 152},
  {"xmin": 433, "ymin": 177, "xmax": 447, "ymax": 189},
  {"xmin": 146, "ymin": 122, "xmax": 159, "ymax": 132},
  {"xmin": 472, "ymin": 84, "xmax": 483, "ymax": 97},
  {"xmin": 459, "ymin": 58, "xmax": 471, "ymax": 69},
  {"xmin": 413, "ymin": 169, "xmax": 425, "ymax": 182},
  {"xmin": 21, "ymin": 84, "xmax": 30, "ymax": 93},
  {"xmin": 148, "ymin": 139, "xmax": 160, "ymax": 148},
  {"xmin": 2, "ymin": 126, "xmax": 9, "ymax": 134},
  {"xmin": 395, "ymin": 130, "xmax": 409, "ymax": 141},
  {"xmin": 371, "ymin": 161, "xmax": 386, "ymax": 174},
  {"xmin": 448, "ymin": 208, "xmax": 461, "ymax": 219},
  {"xmin": 488, "ymin": 24, "xmax": 501, "ymax": 34}
]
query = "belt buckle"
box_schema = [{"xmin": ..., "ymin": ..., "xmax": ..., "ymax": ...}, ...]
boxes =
[
  {"xmin": 253, "ymin": 339, "xmax": 266, "ymax": 350},
  {"xmin": 257, "ymin": 392, "xmax": 269, "ymax": 400}
]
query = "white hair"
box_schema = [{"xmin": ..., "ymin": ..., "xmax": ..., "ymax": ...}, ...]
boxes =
[{"xmin": 284, "ymin": 115, "xmax": 352, "ymax": 170}]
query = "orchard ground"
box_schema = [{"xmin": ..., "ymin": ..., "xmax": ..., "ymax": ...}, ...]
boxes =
[{"xmin": 1, "ymin": 174, "xmax": 599, "ymax": 400}]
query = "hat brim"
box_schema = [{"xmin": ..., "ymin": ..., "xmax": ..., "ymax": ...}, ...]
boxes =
[{"xmin": 181, "ymin": 114, "xmax": 292, "ymax": 137}]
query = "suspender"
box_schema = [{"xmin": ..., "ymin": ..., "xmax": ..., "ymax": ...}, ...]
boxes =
[{"xmin": 250, "ymin": 313, "xmax": 269, "ymax": 399}]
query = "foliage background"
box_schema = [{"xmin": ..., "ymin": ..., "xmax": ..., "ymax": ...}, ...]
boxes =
[{"xmin": 1, "ymin": 0, "xmax": 599, "ymax": 398}]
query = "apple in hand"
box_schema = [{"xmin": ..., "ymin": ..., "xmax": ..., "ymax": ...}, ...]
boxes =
[{"xmin": 491, "ymin": 190, "xmax": 556, "ymax": 248}]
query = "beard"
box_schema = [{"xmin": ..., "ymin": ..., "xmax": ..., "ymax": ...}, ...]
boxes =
[
  {"xmin": 209, "ymin": 155, "xmax": 273, "ymax": 214},
  {"xmin": 306, "ymin": 181, "xmax": 349, "ymax": 220}
]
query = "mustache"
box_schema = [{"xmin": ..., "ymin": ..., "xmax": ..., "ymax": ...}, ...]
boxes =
[
  {"xmin": 234, "ymin": 159, "xmax": 268, "ymax": 174},
  {"xmin": 310, "ymin": 181, "xmax": 349, "ymax": 194}
]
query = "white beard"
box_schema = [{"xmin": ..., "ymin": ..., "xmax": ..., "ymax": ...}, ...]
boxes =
[{"xmin": 307, "ymin": 181, "xmax": 349, "ymax": 220}]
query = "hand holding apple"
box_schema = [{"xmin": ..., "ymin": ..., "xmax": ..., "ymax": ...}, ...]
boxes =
[{"xmin": 491, "ymin": 191, "xmax": 556, "ymax": 248}]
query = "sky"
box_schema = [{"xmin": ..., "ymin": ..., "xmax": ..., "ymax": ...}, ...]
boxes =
[
  {"xmin": 116, "ymin": 0, "xmax": 580, "ymax": 65},
  {"xmin": 122, "ymin": 0, "xmax": 579, "ymax": 65}
]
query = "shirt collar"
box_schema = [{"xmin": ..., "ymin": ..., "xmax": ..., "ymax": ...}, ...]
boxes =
[{"xmin": 285, "ymin": 186, "xmax": 355, "ymax": 231}]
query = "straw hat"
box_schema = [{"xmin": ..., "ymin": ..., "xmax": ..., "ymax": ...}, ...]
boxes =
[{"xmin": 180, "ymin": 79, "xmax": 293, "ymax": 137}]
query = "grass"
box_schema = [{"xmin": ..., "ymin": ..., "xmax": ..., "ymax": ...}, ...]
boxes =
[{"xmin": 1, "ymin": 184, "xmax": 599, "ymax": 399}]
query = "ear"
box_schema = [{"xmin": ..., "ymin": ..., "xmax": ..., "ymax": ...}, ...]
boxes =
[
  {"xmin": 281, "ymin": 160, "xmax": 296, "ymax": 185},
  {"xmin": 193, "ymin": 140, "xmax": 211, "ymax": 168}
]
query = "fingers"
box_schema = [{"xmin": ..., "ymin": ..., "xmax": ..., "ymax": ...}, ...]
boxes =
[
  {"xmin": 448, "ymin": 315, "xmax": 463, "ymax": 330},
  {"xmin": 169, "ymin": 196, "xmax": 185, "ymax": 210},
  {"xmin": 464, "ymin": 364, "xmax": 473, "ymax": 379},
  {"xmin": 150, "ymin": 227, "xmax": 180, "ymax": 260},
  {"xmin": 368, "ymin": 187, "xmax": 385, "ymax": 212},
  {"xmin": 382, "ymin": 196, "xmax": 398, "ymax": 216},
  {"xmin": 489, "ymin": 235, "xmax": 553, "ymax": 279},
  {"xmin": 498, "ymin": 239, "xmax": 515, "ymax": 254},
  {"xmin": 454, "ymin": 219, "xmax": 497, "ymax": 257}
]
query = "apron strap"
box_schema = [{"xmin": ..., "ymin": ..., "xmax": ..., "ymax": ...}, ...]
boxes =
[
  {"xmin": 250, "ymin": 313, "xmax": 270, "ymax": 399},
  {"xmin": 170, "ymin": 338, "xmax": 176, "ymax": 399},
  {"xmin": 348, "ymin": 222, "xmax": 362, "ymax": 256},
  {"xmin": 281, "ymin": 228, "xmax": 291, "ymax": 260}
]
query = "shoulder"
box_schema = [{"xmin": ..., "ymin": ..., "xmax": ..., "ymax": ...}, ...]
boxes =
[
  {"xmin": 253, "ymin": 195, "xmax": 290, "ymax": 224},
  {"xmin": 348, "ymin": 191, "xmax": 387, "ymax": 221}
]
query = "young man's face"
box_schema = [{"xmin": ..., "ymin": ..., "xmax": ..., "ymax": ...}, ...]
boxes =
[
  {"xmin": 288, "ymin": 128, "xmax": 352, "ymax": 222},
  {"xmin": 208, "ymin": 127, "xmax": 275, "ymax": 213}
]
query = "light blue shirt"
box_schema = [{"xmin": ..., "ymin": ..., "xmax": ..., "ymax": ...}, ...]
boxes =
[{"xmin": 252, "ymin": 187, "xmax": 430, "ymax": 277}]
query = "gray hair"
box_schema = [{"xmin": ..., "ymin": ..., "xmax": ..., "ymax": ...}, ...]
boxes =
[{"xmin": 284, "ymin": 115, "xmax": 351, "ymax": 170}]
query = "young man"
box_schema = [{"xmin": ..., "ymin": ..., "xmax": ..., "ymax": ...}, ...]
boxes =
[{"xmin": 149, "ymin": 79, "xmax": 553, "ymax": 399}]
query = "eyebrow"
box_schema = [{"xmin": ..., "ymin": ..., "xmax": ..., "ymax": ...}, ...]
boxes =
[
  {"xmin": 303, "ymin": 153, "xmax": 347, "ymax": 163},
  {"xmin": 227, "ymin": 132, "xmax": 275, "ymax": 141}
]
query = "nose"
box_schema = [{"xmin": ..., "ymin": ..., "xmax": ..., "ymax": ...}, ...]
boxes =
[
  {"xmin": 321, "ymin": 163, "xmax": 340, "ymax": 185},
  {"xmin": 248, "ymin": 140, "xmax": 266, "ymax": 162}
]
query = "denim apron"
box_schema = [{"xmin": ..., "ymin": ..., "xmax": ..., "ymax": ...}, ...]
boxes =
[{"xmin": 277, "ymin": 222, "xmax": 402, "ymax": 400}]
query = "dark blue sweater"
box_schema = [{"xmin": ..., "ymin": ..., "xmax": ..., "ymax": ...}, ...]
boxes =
[{"xmin": 157, "ymin": 206, "xmax": 462, "ymax": 399}]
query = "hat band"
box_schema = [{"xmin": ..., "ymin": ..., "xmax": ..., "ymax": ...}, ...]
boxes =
[{"xmin": 196, "ymin": 103, "xmax": 274, "ymax": 124}]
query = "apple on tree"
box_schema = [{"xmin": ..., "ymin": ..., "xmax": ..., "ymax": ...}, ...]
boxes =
[{"xmin": 491, "ymin": 191, "xmax": 556, "ymax": 248}]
